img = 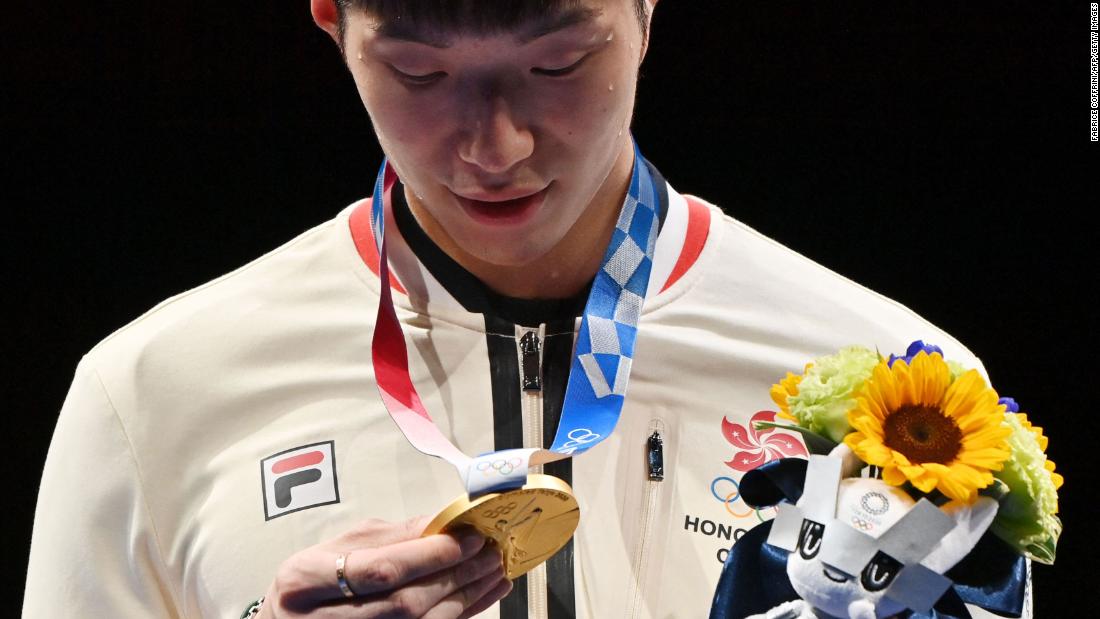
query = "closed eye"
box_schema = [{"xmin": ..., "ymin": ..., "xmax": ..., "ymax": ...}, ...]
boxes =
[
  {"xmin": 531, "ymin": 54, "xmax": 589, "ymax": 77},
  {"xmin": 389, "ymin": 66, "xmax": 447, "ymax": 86}
]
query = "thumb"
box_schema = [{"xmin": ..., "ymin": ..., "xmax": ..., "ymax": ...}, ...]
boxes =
[{"xmin": 405, "ymin": 514, "xmax": 434, "ymax": 538}]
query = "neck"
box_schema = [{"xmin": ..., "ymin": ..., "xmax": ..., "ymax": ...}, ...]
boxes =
[{"xmin": 407, "ymin": 143, "xmax": 635, "ymax": 300}]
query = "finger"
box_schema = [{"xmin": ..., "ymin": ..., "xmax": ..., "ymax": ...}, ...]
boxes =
[
  {"xmin": 422, "ymin": 568, "xmax": 511, "ymax": 619},
  {"xmin": 340, "ymin": 515, "xmax": 434, "ymax": 549},
  {"xmin": 403, "ymin": 514, "xmax": 433, "ymax": 536},
  {"xmin": 333, "ymin": 546, "xmax": 503, "ymax": 619},
  {"xmin": 456, "ymin": 578, "xmax": 513, "ymax": 619},
  {"xmin": 338, "ymin": 529, "xmax": 486, "ymax": 598},
  {"xmin": 402, "ymin": 546, "xmax": 503, "ymax": 613}
]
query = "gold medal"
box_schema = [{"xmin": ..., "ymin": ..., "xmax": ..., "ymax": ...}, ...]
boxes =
[{"xmin": 422, "ymin": 474, "xmax": 580, "ymax": 580}]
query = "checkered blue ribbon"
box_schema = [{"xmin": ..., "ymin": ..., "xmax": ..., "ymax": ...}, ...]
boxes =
[{"xmin": 548, "ymin": 142, "xmax": 658, "ymax": 456}]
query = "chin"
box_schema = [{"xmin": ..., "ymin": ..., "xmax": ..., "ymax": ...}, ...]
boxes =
[
  {"xmin": 465, "ymin": 240, "xmax": 551, "ymax": 269},
  {"xmin": 446, "ymin": 217, "xmax": 558, "ymax": 266}
]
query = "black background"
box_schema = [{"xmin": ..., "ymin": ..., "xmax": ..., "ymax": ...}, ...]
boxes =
[{"xmin": 2, "ymin": 2, "xmax": 1093, "ymax": 615}]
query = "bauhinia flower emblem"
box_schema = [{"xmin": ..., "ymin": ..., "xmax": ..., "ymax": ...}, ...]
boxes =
[{"xmin": 723, "ymin": 410, "xmax": 808, "ymax": 472}]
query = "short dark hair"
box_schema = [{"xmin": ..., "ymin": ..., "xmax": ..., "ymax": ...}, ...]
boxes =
[{"xmin": 334, "ymin": 0, "xmax": 649, "ymax": 46}]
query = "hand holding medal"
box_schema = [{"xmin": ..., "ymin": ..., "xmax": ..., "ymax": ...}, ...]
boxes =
[
  {"xmin": 253, "ymin": 516, "xmax": 511, "ymax": 619},
  {"xmin": 422, "ymin": 474, "xmax": 580, "ymax": 580},
  {"xmin": 369, "ymin": 142, "xmax": 661, "ymax": 579}
]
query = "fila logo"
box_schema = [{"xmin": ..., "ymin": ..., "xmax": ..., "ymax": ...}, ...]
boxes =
[{"xmin": 261, "ymin": 441, "xmax": 340, "ymax": 521}]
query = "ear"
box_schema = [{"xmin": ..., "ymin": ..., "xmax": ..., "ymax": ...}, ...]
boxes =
[
  {"xmin": 920, "ymin": 496, "xmax": 999, "ymax": 573},
  {"xmin": 311, "ymin": 0, "xmax": 341, "ymax": 42},
  {"xmin": 739, "ymin": 457, "xmax": 809, "ymax": 508},
  {"xmin": 639, "ymin": 0, "xmax": 659, "ymax": 62}
]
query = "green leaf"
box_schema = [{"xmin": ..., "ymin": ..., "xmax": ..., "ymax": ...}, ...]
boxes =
[
  {"xmin": 1026, "ymin": 536, "xmax": 1057, "ymax": 565},
  {"xmin": 754, "ymin": 421, "xmax": 838, "ymax": 455},
  {"xmin": 979, "ymin": 478, "xmax": 1011, "ymax": 501}
]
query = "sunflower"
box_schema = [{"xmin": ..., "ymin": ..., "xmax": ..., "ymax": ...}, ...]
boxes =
[{"xmin": 844, "ymin": 351, "xmax": 1012, "ymax": 502}]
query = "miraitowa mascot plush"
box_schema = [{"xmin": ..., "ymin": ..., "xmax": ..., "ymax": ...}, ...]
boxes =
[{"xmin": 709, "ymin": 444, "xmax": 1027, "ymax": 619}]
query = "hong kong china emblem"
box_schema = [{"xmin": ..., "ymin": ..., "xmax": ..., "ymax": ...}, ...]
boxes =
[{"xmin": 711, "ymin": 411, "xmax": 809, "ymax": 522}]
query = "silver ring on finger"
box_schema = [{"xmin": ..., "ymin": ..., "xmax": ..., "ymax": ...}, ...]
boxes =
[{"xmin": 336, "ymin": 552, "xmax": 357, "ymax": 598}]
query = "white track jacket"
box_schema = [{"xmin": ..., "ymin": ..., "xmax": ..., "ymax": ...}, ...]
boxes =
[{"xmin": 25, "ymin": 167, "xmax": 1023, "ymax": 618}]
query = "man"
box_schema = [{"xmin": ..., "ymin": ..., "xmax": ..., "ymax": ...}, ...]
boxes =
[{"xmin": 24, "ymin": 1, "xmax": 1025, "ymax": 617}]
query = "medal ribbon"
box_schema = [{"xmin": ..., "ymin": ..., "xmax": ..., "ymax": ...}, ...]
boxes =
[{"xmin": 371, "ymin": 142, "xmax": 660, "ymax": 496}]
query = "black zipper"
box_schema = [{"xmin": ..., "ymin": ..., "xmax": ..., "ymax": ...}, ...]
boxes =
[
  {"xmin": 520, "ymin": 330, "xmax": 542, "ymax": 392},
  {"xmin": 647, "ymin": 430, "xmax": 664, "ymax": 481}
]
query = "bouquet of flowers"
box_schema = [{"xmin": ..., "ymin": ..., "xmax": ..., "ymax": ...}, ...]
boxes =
[{"xmin": 710, "ymin": 340, "xmax": 1062, "ymax": 619}]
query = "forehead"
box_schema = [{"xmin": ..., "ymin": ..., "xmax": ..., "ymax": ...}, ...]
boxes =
[{"xmin": 352, "ymin": 0, "xmax": 620, "ymax": 45}]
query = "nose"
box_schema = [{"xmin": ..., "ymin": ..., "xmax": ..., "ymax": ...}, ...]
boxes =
[{"xmin": 457, "ymin": 94, "xmax": 534, "ymax": 175}]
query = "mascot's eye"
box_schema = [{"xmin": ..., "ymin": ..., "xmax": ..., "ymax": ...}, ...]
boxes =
[
  {"xmin": 796, "ymin": 519, "xmax": 825, "ymax": 560},
  {"xmin": 860, "ymin": 551, "xmax": 903, "ymax": 592}
]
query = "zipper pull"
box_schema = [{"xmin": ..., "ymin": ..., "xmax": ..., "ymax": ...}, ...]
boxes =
[
  {"xmin": 647, "ymin": 431, "xmax": 664, "ymax": 481},
  {"xmin": 520, "ymin": 331, "xmax": 542, "ymax": 392}
]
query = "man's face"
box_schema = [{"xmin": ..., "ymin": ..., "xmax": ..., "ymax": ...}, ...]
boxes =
[{"xmin": 339, "ymin": 1, "xmax": 647, "ymax": 268}]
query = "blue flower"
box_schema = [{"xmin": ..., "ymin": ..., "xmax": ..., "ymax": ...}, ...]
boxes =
[
  {"xmin": 999, "ymin": 397, "xmax": 1020, "ymax": 413},
  {"xmin": 887, "ymin": 340, "xmax": 944, "ymax": 367}
]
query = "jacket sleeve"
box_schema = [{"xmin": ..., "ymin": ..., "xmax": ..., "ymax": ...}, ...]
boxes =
[{"xmin": 23, "ymin": 357, "xmax": 181, "ymax": 617}]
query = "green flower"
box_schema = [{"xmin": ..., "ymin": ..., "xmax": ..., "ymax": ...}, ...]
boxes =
[
  {"xmin": 947, "ymin": 359, "xmax": 967, "ymax": 382},
  {"xmin": 787, "ymin": 346, "xmax": 879, "ymax": 443},
  {"xmin": 989, "ymin": 412, "xmax": 1063, "ymax": 564}
]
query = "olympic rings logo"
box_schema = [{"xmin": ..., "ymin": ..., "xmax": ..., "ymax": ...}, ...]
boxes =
[
  {"xmin": 482, "ymin": 501, "xmax": 517, "ymax": 520},
  {"xmin": 568, "ymin": 428, "xmax": 600, "ymax": 443},
  {"xmin": 850, "ymin": 516, "xmax": 875, "ymax": 532},
  {"xmin": 555, "ymin": 428, "xmax": 602, "ymax": 455},
  {"xmin": 710, "ymin": 476, "xmax": 775, "ymax": 523},
  {"xmin": 476, "ymin": 457, "xmax": 523, "ymax": 477}
]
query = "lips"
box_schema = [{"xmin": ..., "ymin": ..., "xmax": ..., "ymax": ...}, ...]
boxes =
[{"xmin": 453, "ymin": 185, "xmax": 550, "ymax": 226}]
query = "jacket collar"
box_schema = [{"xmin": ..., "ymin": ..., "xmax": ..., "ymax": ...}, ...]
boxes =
[{"xmin": 346, "ymin": 159, "xmax": 711, "ymax": 328}]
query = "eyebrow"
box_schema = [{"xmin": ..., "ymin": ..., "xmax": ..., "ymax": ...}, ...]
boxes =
[
  {"xmin": 374, "ymin": 6, "xmax": 602, "ymax": 49},
  {"xmin": 517, "ymin": 7, "xmax": 602, "ymax": 44}
]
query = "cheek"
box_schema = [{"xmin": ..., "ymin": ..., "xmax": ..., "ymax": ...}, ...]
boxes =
[
  {"xmin": 368, "ymin": 94, "xmax": 438, "ymax": 151},
  {"xmin": 874, "ymin": 596, "xmax": 906, "ymax": 617},
  {"xmin": 356, "ymin": 73, "xmax": 451, "ymax": 159},
  {"xmin": 532, "ymin": 60, "xmax": 636, "ymax": 143},
  {"xmin": 787, "ymin": 556, "xmax": 856, "ymax": 615},
  {"xmin": 787, "ymin": 556, "xmax": 901, "ymax": 617}
]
